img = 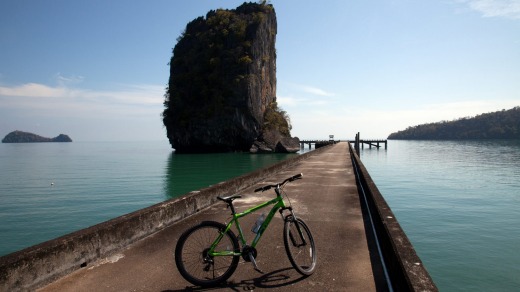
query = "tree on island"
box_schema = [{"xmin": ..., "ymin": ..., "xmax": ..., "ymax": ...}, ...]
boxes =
[{"xmin": 388, "ymin": 107, "xmax": 520, "ymax": 140}]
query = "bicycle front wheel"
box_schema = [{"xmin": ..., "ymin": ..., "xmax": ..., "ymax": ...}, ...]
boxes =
[
  {"xmin": 175, "ymin": 221, "xmax": 240, "ymax": 287},
  {"xmin": 283, "ymin": 217, "xmax": 317, "ymax": 275}
]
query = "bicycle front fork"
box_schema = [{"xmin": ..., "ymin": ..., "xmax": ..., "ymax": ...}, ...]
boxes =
[
  {"xmin": 279, "ymin": 206, "xmax": 296, "ymax": 221},
  {"xmin": 280, "ymin": 207, "xmax": 307, "ymax": 247}
]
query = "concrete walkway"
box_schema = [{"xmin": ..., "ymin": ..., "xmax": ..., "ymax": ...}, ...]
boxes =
[{"xmin": 38, "ymin": 142, "xmax": 385, "ymax": 291}]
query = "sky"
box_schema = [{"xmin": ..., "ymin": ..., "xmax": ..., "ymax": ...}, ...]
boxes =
[{"xmin": 1, "ymin": 0, "xmax": 519, "ymax": 142}]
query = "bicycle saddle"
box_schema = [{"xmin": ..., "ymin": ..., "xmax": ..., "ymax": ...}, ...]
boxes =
[{"xmin": 217, "ymin": 194, "xmax": 242, "ymax": 203}]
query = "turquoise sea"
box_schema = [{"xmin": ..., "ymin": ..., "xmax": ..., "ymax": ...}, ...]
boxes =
[
  {"xmin": 0, "ymin": 141, "xmax": 297, "ymax": 256},
  {"xmin": 360, "ymin": 140, "xmax": 520, "ymax": 292},
  {"xmin": 1, "ymin": 140, "xmax": 519, "ymax": 291}
]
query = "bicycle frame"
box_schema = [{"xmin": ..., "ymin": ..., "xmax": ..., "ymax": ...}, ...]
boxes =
[{"xmin": 209, "ymin": 188, "xmax": 290, "ymax": 257}]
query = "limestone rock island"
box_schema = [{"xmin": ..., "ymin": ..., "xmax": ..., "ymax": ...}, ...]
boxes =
[
  {"xmin": 2, "ymin": 131, "xmax": 72, "ymax": 143},
  {"xmin": 162, "ymin": 2, "xmax": 299, "ymax": 153}
]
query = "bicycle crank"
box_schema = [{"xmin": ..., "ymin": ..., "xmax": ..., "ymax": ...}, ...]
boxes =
[
  {"xmin": 241, "ymin": 245, "xmax": 257, "ymax": 262},
  {"xmin": 242, "ymin": 245, "xmax": 264, "ymax": 273}
]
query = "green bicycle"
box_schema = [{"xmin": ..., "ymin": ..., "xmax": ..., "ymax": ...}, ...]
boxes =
[{"xmin": 174, "ymin": 173, "xmax": 317, "ymax": 287}]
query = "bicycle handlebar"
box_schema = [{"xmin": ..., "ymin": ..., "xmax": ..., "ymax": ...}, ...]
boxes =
[{"xmin": 254, "ymin": 173, "xmax": 303, "ymax": 192}]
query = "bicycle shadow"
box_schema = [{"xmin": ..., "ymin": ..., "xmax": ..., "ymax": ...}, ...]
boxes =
[{"xmin": 162, "ymin": 267, "xmax": 309, "ymax": 291}]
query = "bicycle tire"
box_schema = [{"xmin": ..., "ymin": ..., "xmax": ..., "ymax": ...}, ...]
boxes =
[
  {"xmin": 283, "ymin": 217, "xmax": 317, "ymax": 275},
  {"xmin": 175, "ymin": 221, "xmax": 240, "ymax": 287}
]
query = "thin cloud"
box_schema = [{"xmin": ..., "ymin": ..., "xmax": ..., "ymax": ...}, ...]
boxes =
[
  {"xmin": 462, "ymin": 0, "xmax": 520, "ymax": 19},
  {"xmin": 0, "ymin": 83, "xmax": 67, "ymax": 98},
  {"xmin": 277, "ymin": 94, "xmax": 330, "ymax": 107},
  {"xmin": 277, "ymin": 95, "xmax": 300, "ymax": 106},
  {"xmin": 93, "ymin": 84, "xmax": 165, "ymax": 105},
  {"xmin": 283, "ymin": 82, "xmax": 335, "ymax": 97},
  {"xmin": 277, "ymin": 83, "xmax": 336, "ymax": 109},
  {"xmin": 0, "ymin": 81, "xmax": 166, "ymax": 125},
  {"xmin": 55, "ymin": 73, "xmax": 85, "ymax": 86},
  {"xmin": 301, "ymin": 85, "xmax": 335, "ymax": 97},
  {"xmin": 0, "ymin": 82, "xmax": 164, "ymax": 106}
]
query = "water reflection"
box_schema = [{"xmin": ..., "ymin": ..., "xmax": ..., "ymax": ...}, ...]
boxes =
[{"xmin": 163, "ymin": 152, "xmax": 296, "ymax": 199}]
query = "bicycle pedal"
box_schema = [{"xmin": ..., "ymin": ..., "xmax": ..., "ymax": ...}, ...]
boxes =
[
  {"xmin": 248, "ymin": 253, "xmax": 264, "ymax": 274},
  {"xmin": 254, "ymin": 266, "xmax": 264, "ymax": 274}
]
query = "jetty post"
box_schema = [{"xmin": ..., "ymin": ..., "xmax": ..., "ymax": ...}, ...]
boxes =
[{"xmin": 350, "ymin": 133, "xmax": 387, "ymax": 153}]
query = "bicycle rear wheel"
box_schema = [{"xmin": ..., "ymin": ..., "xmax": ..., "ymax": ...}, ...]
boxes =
[
  {"xmin": 283, "ymin": 217, "xmax": 317, "ymax": 275},
  {"xmin": 175, "ymin": 221, "xmax": 240, "ymax": 287}
]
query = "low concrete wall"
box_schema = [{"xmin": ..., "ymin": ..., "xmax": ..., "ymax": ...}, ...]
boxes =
[
  {"xmin": 348, "ymin": 143, "xmax": 438, "ymax": 291},
  {"xmin": 0, "ymin": 146, "xmax": 331, "ymax": 291}
]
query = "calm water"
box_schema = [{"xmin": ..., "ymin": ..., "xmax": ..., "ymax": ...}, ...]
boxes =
[
  {"xmin": 360, "ymin": 140, "xmax": 520, "ymax": 292},
  {"xmin": 0, "ymin": 141, "xmax": 299, "ymax": 256},
  {"xmin": 2, "ymin": 140, "xmax": 519, "ymax": 291}
]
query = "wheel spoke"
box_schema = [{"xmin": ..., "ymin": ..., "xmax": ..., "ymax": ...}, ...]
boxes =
[
  {"xmin": 283, "ymin": 218, "xmax": 316, "ymax": 275},
  {"xmin": 175, "ymin": 221, "xmax": 240, "ymax": 286}
]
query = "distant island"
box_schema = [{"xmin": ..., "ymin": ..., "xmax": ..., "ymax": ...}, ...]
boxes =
[
  {"xmin": 388, "ymin": 106, "xmax": 520, "ymax": 140},
  {"xmin": 2, "ymin": 131, "xmax": 73, "ymax": 143}
]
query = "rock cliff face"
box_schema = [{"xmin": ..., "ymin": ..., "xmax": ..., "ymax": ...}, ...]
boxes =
[
  {"xmin": 2, "ymin": 131, "xmax": 72, "ymax": 143},
  {"xmin": 162, "ymin": 2, "xmax": 298, "ymax": 153}
]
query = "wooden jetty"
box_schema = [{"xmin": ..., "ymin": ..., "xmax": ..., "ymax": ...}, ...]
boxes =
[
  {"xmin": 351, "ymin": 132, "xmax": 387, "ymax": 153},
  {"xmin": 301, "ymin": 133, "xmax": 387, "ymax": 151},
  {"xmin": 299, "ymin": 139, "xmax": 338, "ymax": 149},
  {"xmin": 350, "ymin": 139, "xmax": 388, "ymax": 149}
]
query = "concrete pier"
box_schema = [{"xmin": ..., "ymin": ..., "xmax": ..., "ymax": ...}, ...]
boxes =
[{"xmin": 1, "ymin": 142, "xmax": 436, "ymax": 291}]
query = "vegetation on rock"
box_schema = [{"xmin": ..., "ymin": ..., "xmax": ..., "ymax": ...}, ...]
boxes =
[
  {"xmin": 263, "ymin": 101, "xmax": 291, "ymax": 137},
  {"xmin": 388, "ymin": 107, "xmax": 520, "ymax": 140}
]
